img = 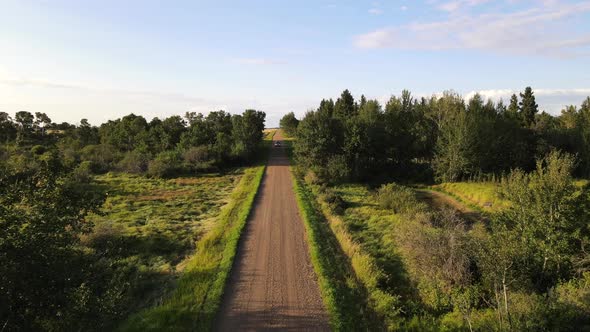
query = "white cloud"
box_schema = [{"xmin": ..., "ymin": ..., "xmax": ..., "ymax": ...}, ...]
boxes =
[
  {"xmin": 464, "ymin": 88, "xmax": 590, "ymax": 114},
  {"xmin": 400, "ymin": 6, "xmax": 408, "ymax": 11},
  {"xmin": 465, "ymin": 88, "xmax": 590, "ymax": 100},
  {"xmin": 354, "ymin": 1, "xmax": 590, "ymax": 57},
  {"xmin": 437, "ymin": 0, "xmax": 491, "ymax": 12},
  {"xmin": 368, "ymin": 8, "xmax": 383, "ymax": 15}
]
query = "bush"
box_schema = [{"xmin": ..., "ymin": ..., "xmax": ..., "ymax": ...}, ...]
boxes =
[
  {"xmin": 30, "ymin": 144, "xmax": 46, "ymax": 155},
  {"xmin": 319, "ymin": 188, "xmax": 347, "ymax": 215},
  {"xmin": 183, "ymin": 146, "xmax": 215, "ymax": 171},
  {"xmin": 376, "ymin": 183, "xmax": 427, "ymax": 215},
  {"xmin": 80, "ymin": 144, "xmax": 119, "ymax": 173},
  {"xmin": 304, "ymin": 170, "xmax": 321, "ymax": 185},
  {"xmin": 117, "ymin": 150, "xmax": 149, "ymax": 173},
  {"xmin": 324, "ymin": 155, "xmax": 350, "ymax": 183},
  {"xmin": 72, "ymin": 161, "xmax": 94, "ymax": 183},
  {"xmin": 147, "ymin": 150, "xmax": 182, "ymax": 178}
]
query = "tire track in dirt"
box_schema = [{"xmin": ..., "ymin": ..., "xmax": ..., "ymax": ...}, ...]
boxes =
[{"xmin": 215, "ymin": 130, "xmax": 330, "ymax": 331}]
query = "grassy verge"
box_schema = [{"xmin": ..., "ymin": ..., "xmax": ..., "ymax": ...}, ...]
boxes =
[
  {"xmin": 430, "ymin": 182, "xmax": 509, "ymax": 212},
  {"xmin": 119, "ymin": 165, "xmax": 265, "ymax": 331},
  {"xmin": 313, "ymin": 184, "xmax": 407, "ymax": 330},
  {"xmin": 291, "ymin": 173, "xmax": 378, "ymax": 331}
]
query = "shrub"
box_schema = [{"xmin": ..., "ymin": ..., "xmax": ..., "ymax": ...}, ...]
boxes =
[
  {"xmin": 80, "ymin": 144, "xmax": 119, "ymax": 173},
  {"xmin": 325, "ymin": 155, "xmax": 350, "ymax": 183},
  {"xmin": 376, "ymin": 183, "xmax": 427, "ymax": 215},
  {"xmin": 30, "ymin": 144, "xmax": 46, "ymax": 155},
  {"xmin": 117, "ymin": 150, "xmax": 149, "ymax": 173},
  {"xmin": 304, "ymin": 170, "xmax": 321, "ymax": 185},
  {"xmin": 320, "ymin": 188, "xmax": 347, "ymax": 215},
  {"xmin": 147, "ymin": 150, "xmax": 182, "ymax": 178},
  {"xmin": 72, "ymin": 161, "xmax": 94, "ymax": 183},
  {"xmin": 183, "ymin": 145, "xmax": 215, "ymax": 171}
]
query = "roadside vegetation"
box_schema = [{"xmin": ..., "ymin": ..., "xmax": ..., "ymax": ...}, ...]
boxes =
[
  {"xmin": 120, "ymin": 165, "xmax": 265, "ymax": 331},
  {"xmin": 430, "ymin": 182, "xmax": 509, "ymax": 212},
  {"xmin": 0, "ymin": 109, "xmax": 267, "ymax": 331},
  {"xmin": 292, "ymin": 173, "xmax": 377, "ymax": 330},
  {"xmin": 286, "ymin": 88, "xmax": 590, "ymax": 331}
]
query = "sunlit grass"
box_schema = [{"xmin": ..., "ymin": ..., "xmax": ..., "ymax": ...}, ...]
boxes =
[
  {"xmin": 118, "ymin": 166, "xmax": 265, "ymax": 331},
  {"xmin": 431, "ymin": 182, "xmax": 510, "ymax": 212},
  {"xmin": 80, "ymin": 171, "xmax": 244, "ymax": 329}
]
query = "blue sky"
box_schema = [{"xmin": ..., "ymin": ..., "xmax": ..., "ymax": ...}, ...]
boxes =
[{"xmin": 1, "ymin": 0, "xmax": 589, "ymax": 127}]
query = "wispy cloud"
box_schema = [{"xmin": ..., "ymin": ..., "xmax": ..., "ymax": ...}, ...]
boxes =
[
  {"xmin": 368, "ymin": 8, "xmax": 383, "ymax": 15},
  {"xmin": 437, "ymin": 0, "xmax": 491, "ymax": 13},
  {"xmin": 354, "ymin": 1, "xmax": 590, "ymax": 57},
  {"xmin": 0, "ymin": 77, "xmax": 209, "ymax": 104}
]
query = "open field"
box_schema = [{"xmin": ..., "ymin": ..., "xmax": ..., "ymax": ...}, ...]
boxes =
[
  {"xmin": 118, "ymin": 165, "xmax": 265, "ymax": 331},
  {"xmin": 82, "ymin": 171, "xmax": 244, "ymax": 329}
]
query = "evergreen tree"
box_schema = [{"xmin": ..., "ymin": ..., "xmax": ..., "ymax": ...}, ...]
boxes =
[
  {"xmin": 519, "ymin": 87, "xmax": 539, "ymax": 127},
  {"xmin": 506, "ymin": 94, "xmax": 519, "ymax": 121},
  {"xmin": 334, "ymin": 89, "xmax": 357, "ymax": 118}
]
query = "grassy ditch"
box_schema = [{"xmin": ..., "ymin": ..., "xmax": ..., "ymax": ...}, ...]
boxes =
[
  {"xmin": 309, "ymin": 183, "xmax": 407, "ymax": 330},
  {"xmin": 291, "ymin": 173, "xmax": 379, "ymax": 331}
]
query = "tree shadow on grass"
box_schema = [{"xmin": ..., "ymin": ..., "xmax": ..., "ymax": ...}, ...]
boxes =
[{"xmin": 298, "ymin": 183, "xmax": 385, "ymax": 331}]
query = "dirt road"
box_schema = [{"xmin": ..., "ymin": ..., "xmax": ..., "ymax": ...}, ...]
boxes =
[{"xmin": 215, "ymin": 130, "xmax": 330, "ymax": 331}]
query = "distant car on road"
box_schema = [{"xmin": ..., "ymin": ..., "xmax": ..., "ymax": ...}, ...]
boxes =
[{"xmin": 274, "ymin": 141, "xmax": 281, "ymax": 147}]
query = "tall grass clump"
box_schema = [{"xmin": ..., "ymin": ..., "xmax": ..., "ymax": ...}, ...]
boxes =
[{"xmin": 376, "ymin": 182, "xmax": 428, "ymax": 215}]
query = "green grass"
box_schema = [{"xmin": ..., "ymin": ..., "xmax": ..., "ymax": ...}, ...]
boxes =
[
  {"xmin": 431, "ymin": 182, "xmax": 510, "ymax": 212},
  {"xmin": 116, "ymin": 132, "xmax": 274, "ymax": 331},
  {"xmin": 81, "ymin": 172, "xmax": 244, "ymax": 328},
  {"xmin": 292, "ymin": 173, "xmax": 379, "ymax": 331},
  {"xmin": 325, "ymin": 184, "xmax": 412, "ymax": 330},
  {"xmin": 116, "ymin": 165, "xmax": 265, "ymax": 331}
]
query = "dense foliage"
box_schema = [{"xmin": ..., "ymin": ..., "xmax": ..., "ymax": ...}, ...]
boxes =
[
  {"xmin": 1, "ymin": 109, "xmax": 265, "ymax": 177},
  {"xmin": 300, "ymin": 151, "xmax": 590, "ymax": 330},
  {"xmin": 279, "ymin": 111, "xmax": 299, "ymax": 137},
  {"xmin": 293, "ymin": 88, "xmax": 590, "ymax": 330},
  {"xmin": 295, "ymin": 88, "xmax": 590, "ymax": 183},
  {"xmin": 0, "ymin": 109, "xmax": 266, "ymax": 330}
]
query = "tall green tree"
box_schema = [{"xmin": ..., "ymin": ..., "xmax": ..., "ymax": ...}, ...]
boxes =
[
  {"xmin": 334, "ymin": 89, "xmax": 357, "ymax": 118},
  {"xmin": 231, "ymin": 110, "xmax": 265, "ymax": 159},
  {"xmin": 0, "ymin": 112, "xmax": 16, "ymax": 143},
  {"xmin": 519, "ymin": 87, "xmax": 539, "ymax": 128},
  {"xmin": 15, "ymin": 111, "xmax": 34, "ymax": 144},
  {"xmin": 506, "ymin": 94, "xmax": 519, "ymax": 120},
  {"xmin": 279, "ymin": 112, "xmax": 300, "ymax": 137},
  {"xmin": 497, "ymin": 151, "xmax": 587, "ymax": 289}
]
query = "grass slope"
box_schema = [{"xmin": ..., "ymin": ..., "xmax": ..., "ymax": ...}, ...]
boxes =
[{"xmin": 292, "ymin": 174, "xmax": 378, "ymax": 331}]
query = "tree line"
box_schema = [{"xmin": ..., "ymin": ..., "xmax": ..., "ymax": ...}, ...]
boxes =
[
  {"xmin": 1, "ymin": 109, "xmax": 265, "ymax": 177},
  {"xmin": 287, "ymin": 88, "xmax": 590, "ymax": 183}
]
